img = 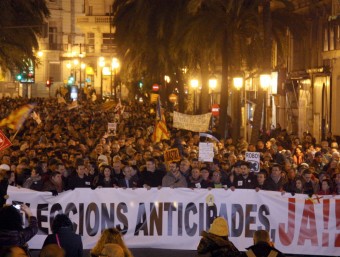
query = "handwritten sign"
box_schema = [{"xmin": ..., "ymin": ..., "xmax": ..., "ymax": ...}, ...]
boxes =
[
  {"xmin": 164, "ymin": 148, "xmax": 181, "ymax": 163},
  {"xmin": 245, "ymin": 151, "xmax": 260, "ymax": 173},
  {"xmin": 198, "ymin": 142, "xmax": 214, "ymax": 162}
]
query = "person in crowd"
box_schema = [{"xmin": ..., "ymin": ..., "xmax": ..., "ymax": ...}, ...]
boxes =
[
  {"xmin": 0, "ymin": 204, "xmax": 38, "ymax": 255},
  {"xmin": 67, "ymin": 158, "xmax": 92, "ymax": 190},
  {"xmin": 231, "ymin": 161, "xmax": 258, "ymax": 190},
  {"xmin": 42, "ymin": 213, "xmax": 83, "ymax": 257},
  {"xmin": 90, "ymin": 228, "xmax": 133, "ymax": 257},
  {"xmin": 23, "ymin": 166, "xmax": 43, "ymax": 191},
  {"xmin": 42, "ymin": 171, "xmax": 64, "ymax": 194},
  {"xmin": 318, "ymin": 178, "xmax": 332, "ymax": 195},
  {"xmin": 302, "ymin": 169, "xmax": 320, "ymax": 195},
  {"xmin": 117, "ymin": 165, "xmax": 140, "ymax": 188},
  {"xmin": 256, "ymin": 171, "xmax": 267, "ymax": 190},
  {"xmin": 197, "ymin": 216, "xmax": 240, "ymax": 257},
  {"xmin": 310, "ymin": 151, "xmax": 325, "ymax": 175},
  {"xmin": 39, "ymin": 244, "xmax": 65, "ymax": 257},
  {"xmin": 100, "ymin": 243, "xmax": 125, "ymax": 257},
  {"xmin": 140, "ymin": 158, "xmax": 165, "ymax": 189},
  {"xmin": 0, "ymin": 245, "xmax": 29, "ymax": 257},
  {"xmin": 200, "ymin": 168, "xmax": 213, "ymax": 189},
  {"xmin": 292, "ymin": 146, "xmax": 304, "ymax": 166},
  {"xmin": 187, "ymin": 167, "xmax": 202, "ymax": 188},
  {"xmin": 162, "ymin": 161, "xmax": 187, "ymax": 188},
  {"xmin": 92, "ymin": 165, "xmax": 115, "ymax": 188},
  {"xmin": 179, "ymin": 158, "xmax": 192, "ymax": 178},
  {"xmin": 263, "ymin": 164, "xmax": 285, "ymax": 191},
  {"xmin": 210, "ymin": 171, "xmax": 226, "ymax": 189},
  {"xmin": 242, "ymin": 229, "xmax": 285, "ymax": 257}
]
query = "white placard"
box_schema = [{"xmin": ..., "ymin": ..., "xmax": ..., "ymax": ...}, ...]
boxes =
[
  {"xmin": 198, "ymin": 142, "xmax": 214, "ymax": 162},
  {"xmin": 245, "ymin": 151, "xmax": 261, "ymax": 173}
]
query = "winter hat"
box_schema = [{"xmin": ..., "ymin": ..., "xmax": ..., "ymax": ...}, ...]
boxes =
[{"xmin": 209, "ymin": 217, "xmax": 228, "ymax": 237}]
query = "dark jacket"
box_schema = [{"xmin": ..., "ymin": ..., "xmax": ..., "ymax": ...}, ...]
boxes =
[
  {"xmin": 197, "ymin": 231, "xmax": 241, "ymax": 257},
  {"xmin": 43, "ymin": 227, "xmax": 83, "ymax": 257},
  {"xmin": 243, "ymin": 242, "xmax": 285, "ymax": 257},
  {"xmin": 0, "ymin": 216, "xmax": 38, "ymax": 247}
]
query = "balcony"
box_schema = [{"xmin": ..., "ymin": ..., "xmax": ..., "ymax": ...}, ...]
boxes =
[{"xmin": 76, "ymin": 16, "xmax": 111, "ymax": 26}]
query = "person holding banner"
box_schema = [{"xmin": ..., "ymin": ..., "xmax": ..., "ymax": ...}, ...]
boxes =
[
  {"xmin": 162, "ymin": 162, "xmax": 187, "ymax": 188},
  {"xmin": 243, "ymin": 230, "xmax": 285, "ymax": 257},
  {"xmin": 197, "ymin": 217, "xmax": 240, "ymax": 257}
]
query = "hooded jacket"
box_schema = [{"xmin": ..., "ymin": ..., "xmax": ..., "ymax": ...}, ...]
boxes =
[{"xmin": 197, "ymin": 231, "xmax": 241, "ymax": 257}]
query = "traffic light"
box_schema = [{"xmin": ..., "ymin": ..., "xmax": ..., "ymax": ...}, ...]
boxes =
[
  {"xmin": 46, "ymin": 79, "xmax": 51, "ymax": 88},
  {"xmin": 67, "ymin": 75, "xmax": 74, "ymax": 85},
  {"xmin": 16, "ymin": 74, "xmax": 22, "ymax": 81},
  {"xmin": 138, "ymin": 81, "xmax": 143, "ymax": 88}
]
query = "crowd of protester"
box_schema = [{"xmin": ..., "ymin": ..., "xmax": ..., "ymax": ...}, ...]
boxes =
[
  {"xmin": 0, "ymin": 96, "xmax": 339, "ymax": 203},
  {"xmin": 0, "ymin": 96, "xmax": 340, "ymax": 257}
]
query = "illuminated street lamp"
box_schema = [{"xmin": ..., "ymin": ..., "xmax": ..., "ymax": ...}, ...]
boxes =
[
  {"xmin": 98, "ymin": 57, "xmax": 105, "ymax": 98},
  {"xmin": 233, "ymin": 75, "xmax": 247, "ymax": 139},
  {"xmin": 190, "ymin": 79, "xmax": 198, "ymax": 114}
]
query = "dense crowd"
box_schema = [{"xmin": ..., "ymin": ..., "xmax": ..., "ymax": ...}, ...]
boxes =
[
  {"xmin": 0, "ymin": 96, "xmax": 339, "ymax": 207},
  {"xmin": 0, "ymin": 96, "xmax": 339, "ymax": 257}
]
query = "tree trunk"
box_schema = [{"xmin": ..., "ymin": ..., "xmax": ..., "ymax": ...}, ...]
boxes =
[
  {"xmin": 176, "ymin": 69, "xmax": 185, "ymax": 113},
  {"xmin": 251, "ymin": 0, "xmax": 272, "ymax": 144},
  {"xmin": 200, "ymin": 54, "xmax": 210, "ymax": 114},
  {"xmin": 218, "ymin": 33, "xmax": 230, "ymax": 139}
]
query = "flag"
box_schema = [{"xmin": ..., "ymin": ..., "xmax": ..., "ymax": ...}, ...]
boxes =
[
  {"xmin": 31, "ymin": 111, "xmax": 42, "ymax": 125},
  {"xmin": 57, "ymin": 96, "xmax": 66, "ymax": 104},
  {"xmin": 0, "ymin": 130, "xmax": 12, "ymax": 151},
  {"xmin": 67, "ymin": 100, "xmax": 78, "ymax": 110},
  {"xmin": 100, "ymin": 101, "xmax": 116, "ymax": 111},
  {"xmin": 152, "ymin": 96, "xmax": 170, "ymax": 142},
  {"xmin": 0, "ymin": 104, "xmax": 35, "ymax": 130}
]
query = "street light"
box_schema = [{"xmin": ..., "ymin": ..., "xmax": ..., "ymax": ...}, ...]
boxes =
[
  {"xmin": 190, "ymin": 79, "xmax": 198, "ymax": 114},
  {"xmin": 260, "ymin": 73, "xmax": 271, "ymax": 133},
  {"xmin": 111, "ymin": 58, "xmax": 120, "ymax": 100},
  {"xmin": 98, "ymin": 57, "xmax": 105, "ymax": 99},
  {"xmin": 233, "ymin": 75, "xmax": 247, "ymax": 139}
]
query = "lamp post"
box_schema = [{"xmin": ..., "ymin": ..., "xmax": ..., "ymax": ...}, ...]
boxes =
[
  {"xmin": 190, "ymin": 79, "xmax": 198, "ymax": 114},
  {"xmin": 260, "ymin": 73, "xmax": 271, "ymax": 133},
  {"xmin": 111, "ymin": 58, "xmax": 120, "ymax": 100},
  {"xmin": 98, "ymin": 57, "xmax": 105, "ymax": 99},
  {"xmin": 209, "ymin": 78, "xmax": 217, "ymax": 108}
]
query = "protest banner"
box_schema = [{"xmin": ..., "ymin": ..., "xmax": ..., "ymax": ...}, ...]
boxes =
[
  {"xmin": 7, "ymin": 186, "xmax": 340, "ymax": 256},
  {"xmin": 173, "ymin": 112, "xmax": 212, "ymax": 132}
]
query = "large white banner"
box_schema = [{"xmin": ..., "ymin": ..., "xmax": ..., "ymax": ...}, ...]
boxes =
[
  {"xmin": 7, "ymin": 186, "xmax": 340, "ymax": 256},
  {"xmin": 173, "ymin": 112, "xmax": 212, "ymax": 132}
]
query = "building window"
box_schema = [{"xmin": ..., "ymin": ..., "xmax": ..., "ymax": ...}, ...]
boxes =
[
  {"xmin": 49, "ymin": 62, "xmax": 61, "ymax": 82},
  {"xmin": 87, "ymin": 33, "xmax": 95, "ymax": 53},
  {"xmin": 102, "ymin": 33, "xmax": 114, "ymax": 45},
  {"xmin": 49, "ymin": 27, "xmax": 59, "ymax": 50}
]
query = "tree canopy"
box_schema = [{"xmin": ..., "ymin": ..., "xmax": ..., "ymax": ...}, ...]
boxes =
[{"xmin": 0, "ymin": 0, "xmax": 50, "ymax": 74}]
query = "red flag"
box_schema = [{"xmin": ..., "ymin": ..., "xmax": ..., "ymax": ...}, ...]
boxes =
[
  {"xmin": 0, "ymin": 130, "xmax": 12, "ymax": 151},
  {"xmin": 0, "ymin": 104, "xmax": 35, "ymax": 130}
]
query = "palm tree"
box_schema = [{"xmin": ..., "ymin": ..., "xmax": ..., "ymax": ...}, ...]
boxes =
[
  {"xmin": 249, "ymin": 0, "xmax": 307, "ymax": 144},
  {"xmin": 112, "ymin": 0, "xmax": 190, "ymax": 111},
  {"xmin": 0, "ymin": 0, "xmax": 49, "ymax": 73},
  {"xmin": 187, "ymin": 0, "xmax": 262, "ymax": 138}
]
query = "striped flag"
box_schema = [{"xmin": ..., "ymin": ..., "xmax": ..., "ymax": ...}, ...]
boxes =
[
  {"xmin": 0, "ymin": 104, "xmax": 35, "ymax": 130},
  {"xmin": 152, "ymin": 96, "xmax": 170, "ymax": 142}
]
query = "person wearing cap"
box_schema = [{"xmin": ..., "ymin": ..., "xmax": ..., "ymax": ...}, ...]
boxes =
[
  {"xmin": 242, "ymin": 229, "xmax": 285, "ymax": 257},
  {"xmin": 197, "ymin": 216, "xmax": 240, "ymax": 257}
]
